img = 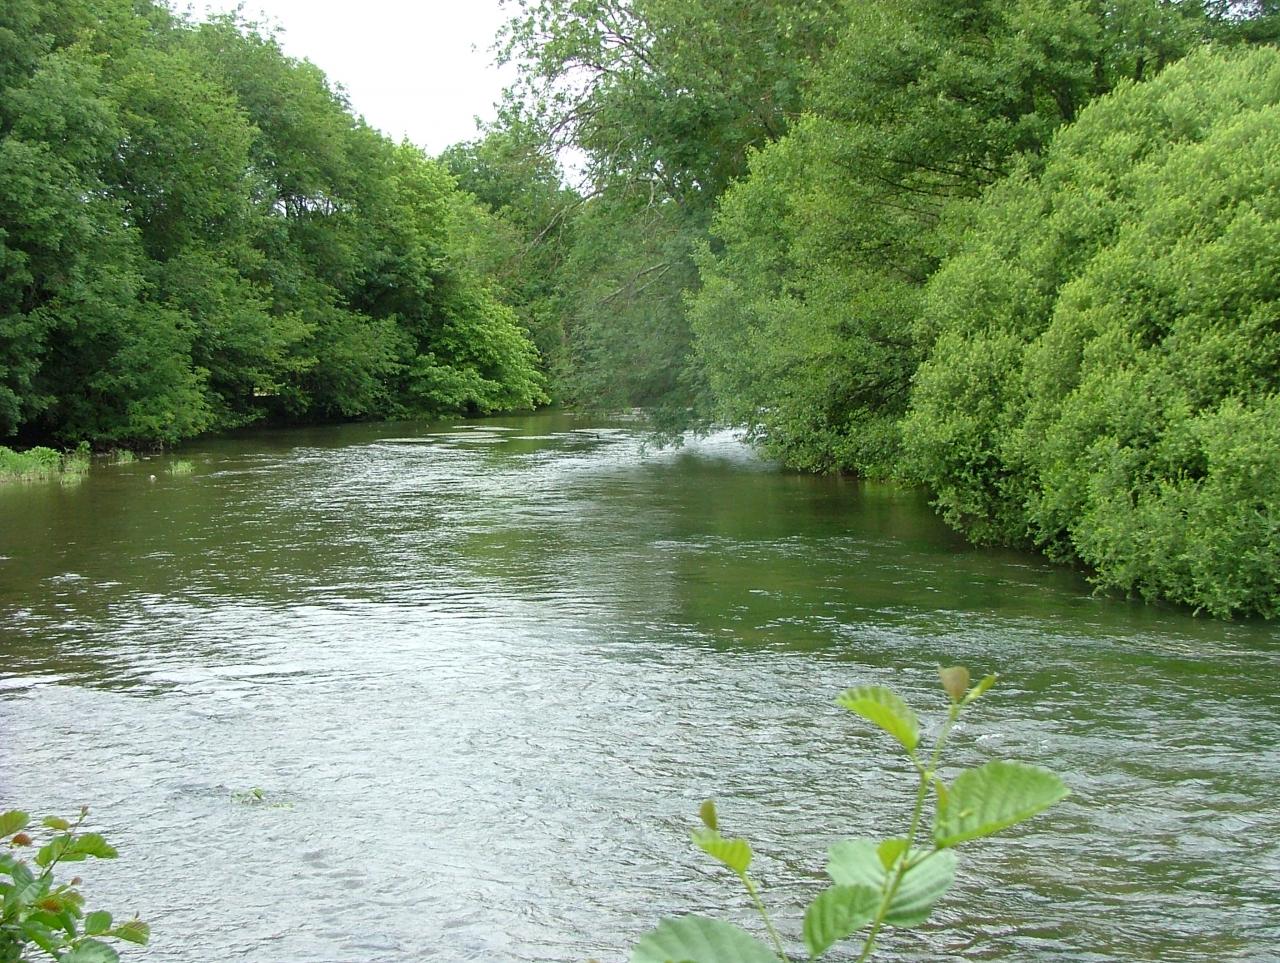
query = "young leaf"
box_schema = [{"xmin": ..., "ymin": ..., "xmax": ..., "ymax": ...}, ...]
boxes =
[
  {"xmin": 827, "ymin": 839, "xmax": 957, "ymax": 926},
  {"xmin": 876, "ymin": 838, "xmax": 909, "ymax": 870},
  {"xmin": 803, "ymin": 884, "xmax": 879, "ymax": 958},
  {"xmin": 939, "ymin": 666, "xmax": 970, "ymax": 703},
  {"xmin": 110, "ymin": 919, "xmax": 150, "ymax": 945},
  {"xmin": 631, "ymin": 915, "xmax": 780, "ymax": 963},
  {"xmin": 0, "ymin": 811, "xmax": 30, "ymax": 837},
  {"xmin": 42, "ymin": 816, "xmax": 72, "ymax": 831},
  {"xmin": 692, "ymin": 828, "xmax": 752, "ymax": 875},
  {"xmin": 836, "ymin": 685, "xmax": 920, "ymax": 753},
  {"xmin": 963, "ymin": 674, "xmax": 998, "ymax": 705},
  {"xmin": 84, "ymin": 910, "xmax": 112, "ymax": 935},
  {"xmin": 699, "ymin": 799, "xmax": 719, "ymax": 832},
  {"xmin": 61, "ymin": 939, "xmax": 120, "ymax": 963},
  {"xmin": 935, "ymin": 761, "xmax": 1069, "ymax": 848}
]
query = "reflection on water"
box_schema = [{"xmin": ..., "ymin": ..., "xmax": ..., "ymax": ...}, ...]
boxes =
[{"xmin": 1, "ymin": 412, "xmax": 1277, "ymax": 961}]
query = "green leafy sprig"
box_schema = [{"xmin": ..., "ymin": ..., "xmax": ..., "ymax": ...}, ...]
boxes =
[
  {"xmin": 632, "ymin": 667, "xmax": 1068, "ymax": 962},
  {"xmin": 1, "ymin": 807, "xmax": 150, "ymax": 962}
]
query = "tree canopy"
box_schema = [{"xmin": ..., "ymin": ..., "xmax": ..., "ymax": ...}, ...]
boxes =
[{"xmin": 0, "ymin": 0, "xmax": 545, "ymax": 447}]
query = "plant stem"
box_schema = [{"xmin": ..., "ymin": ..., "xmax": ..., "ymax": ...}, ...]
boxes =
[
  {"xmin": 854, "ymin": 703, "xmax": 962, "ymax": 962},
  {"xmin": 742, "ymin": 872, "xmax": 790, "ymax": 963}
]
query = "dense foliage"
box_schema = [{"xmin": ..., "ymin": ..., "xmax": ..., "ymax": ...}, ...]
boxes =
[
  {"xmin": 495, "ymin": 0, "xmax": 848, "ymax": 421},
  {"xmin": 0, "ymin": 0, "xmax": 544, "ymax": 448},
  {"xmin": 905, "ymin": 47, "xmax": 1280, "ymax": 618},
  {"xmin": 691, "ymin": 0, "xmax": 1237, "ymax": 473}
]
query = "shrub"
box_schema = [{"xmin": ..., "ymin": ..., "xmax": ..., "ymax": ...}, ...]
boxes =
[{"xmin": 906, "ymin": 46, "xmax": 1280, "ymax": 617}]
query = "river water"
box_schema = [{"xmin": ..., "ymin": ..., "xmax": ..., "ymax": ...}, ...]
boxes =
[{"xmin": 1, "ymin": 413, "xmax": 1277, "ymax": 962}]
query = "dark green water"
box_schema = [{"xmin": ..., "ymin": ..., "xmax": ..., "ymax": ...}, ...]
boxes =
[{"xmin": 1, "ymin": 413, "xmax": 1277, "ymax": 961}]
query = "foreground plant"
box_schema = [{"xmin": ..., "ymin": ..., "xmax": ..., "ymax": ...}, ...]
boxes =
[
  {"xmin": 632, "ymin": 668, "xmax": 1068, "ymax": 962},
  {"xmin": 0, "ymin": 808, "xmax": 149, "ymax": 962}
]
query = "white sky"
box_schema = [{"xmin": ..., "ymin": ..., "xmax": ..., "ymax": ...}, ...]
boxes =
[{"xmin": 193, "ymin": 0, "xmax": 516, "ymax": 155}]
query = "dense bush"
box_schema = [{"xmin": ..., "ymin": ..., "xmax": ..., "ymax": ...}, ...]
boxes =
[{"xmin": 906, "ymin": 46, "xmax": 1280, "ymax": 618}]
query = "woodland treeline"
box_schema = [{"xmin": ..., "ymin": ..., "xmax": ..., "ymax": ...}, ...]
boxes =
[
  {"xmin": 2, "ymin": 1, "xmax": 1278, "ymax": 617},
  {"xmin": 473, "ymin": 0, "xmax": 1279, "ymax": 617},
  {"xmin": 0, "ymin": 0, "xmax": 546, "ymax": 448}
]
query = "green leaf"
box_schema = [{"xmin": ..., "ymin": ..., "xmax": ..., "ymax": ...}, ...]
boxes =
[
  {"xmin": 803, "ymin": 884, "xmax": 879, "ymax": 958},
  {"xmin": 42, "ymin": 816, "xmax": 72, "ymax": 831},
  {"xmin": 836, "ymin": 685, "xmax": 920, "ymax": 753},
  {"xmin": 84, "ymin": 911, "xmax": 112, "ymax": 935},
  {"xmin": 631, "ymin": 915, "xmax": 780, "ymax": 963},
  {"xmin": 963, "ymin": 674, "xmax": 998, "ymax": 705},
  {"xmin": 0, "ymin": 811, "xmax": 30, "ymax": 837},
  {"xmin": 57, "ymin": 907, "xmax": 79, "ymax": 935},
  {"xmin": 935, "ymin": 761, "xmax": 1069, "ymax": 848},
  {"xmin": 4, "ymin": 872, "xmax": 45, "ymax": 912},
  {"xmin": 36, "ymin": 836, "xmax": 71, "ymax": 867},
  {"xmin": 110, "ymin": 919, "xmax": 150, "ymax": 945},
  {"xmin": 21, "ymin": 919, "xmax": 63, "ymax": 956},
  {"xmin": 61, "ymin": 938, "xmax": 120, "ymax": 963},
  {"xmin": 692, "ymin": 828, "xmax": 752, "ymax": 875},
  {"xmin": 827, "ymin": 839, "xmax": 957, "ymax": 926},
  {"xmin": 27, "ymin": 910, "xmax": 65, "ymax": 933},
  {"xmin": 698, "ymin": 799, "xmax": 718, "ymax": 832},
  {"xmin": 5, "ymin": 858, "xmax": 35, "ymax": 886},
  {"xmin": 67, "ymin": 835, "xmax": 117, "ymax": 861},
  {"xmin": 876, "ymin": 838, "xmax": 909, "ymax": 870}
]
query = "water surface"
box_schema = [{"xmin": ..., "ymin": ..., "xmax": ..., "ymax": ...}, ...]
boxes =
[{"xmin": 1, "ymin": 413, "xmax": 1277, "ymax": 961}]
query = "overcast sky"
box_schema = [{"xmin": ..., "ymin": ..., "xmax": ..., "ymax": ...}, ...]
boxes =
[{"xmin": 194, "ymin": 0, "xmax": 516, "ymax": 155}]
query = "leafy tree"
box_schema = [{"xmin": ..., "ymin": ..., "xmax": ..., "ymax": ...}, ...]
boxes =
[
  {"xmin": 499, "ymin": 0, "xmax": 844, "ymax": 205},
  {"xmin": 497, "ymin": 0, "xmax": 846, "ymax": 411},
  {"xmin": 442, "ymin": 124, "xmax": 581, "ymax": 384},
  {"xmin": 0, "ymin": 1, "xmax": 546, "ymax": 446},
  {"xmin": 690, "ymin": 0, "xmax": 1212, "ymax": 475},
  {"xmin": 0, "ymin": 35, "xmax": 210, "ymax": 445},
  {"xmin": 905, "ymin": 46, "xmax": 1280, "ymax": 618}
]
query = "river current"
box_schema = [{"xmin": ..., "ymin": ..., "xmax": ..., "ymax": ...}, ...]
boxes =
[{"xmin": 1, "ymin": 413, "xmax": 1277, "ymax": 961}]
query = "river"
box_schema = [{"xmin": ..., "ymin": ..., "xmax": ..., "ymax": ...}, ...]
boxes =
[{"xmin": 1, "ymin": 413, "xmax": 1277, "ymax": 961}]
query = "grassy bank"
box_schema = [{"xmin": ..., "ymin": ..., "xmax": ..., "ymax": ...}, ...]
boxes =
[{"xmin": 0, "ymin": 444, "xmax": 90, "ymax": 483}]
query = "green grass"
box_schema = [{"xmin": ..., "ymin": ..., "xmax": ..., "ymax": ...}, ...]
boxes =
[{"xmin": 0, "ymin": 444, "xmax": 90, "ymax": 483}]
